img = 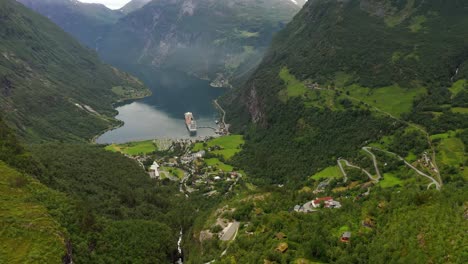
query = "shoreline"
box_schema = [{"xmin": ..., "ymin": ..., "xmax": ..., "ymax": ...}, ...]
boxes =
[{"xmin": 91, "ymin": 90, "xmax": 152, "ymax": 144}]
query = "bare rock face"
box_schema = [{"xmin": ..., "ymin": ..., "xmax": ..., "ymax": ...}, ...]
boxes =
[
  {"xmin": 247, "ymin": 86, "xmax": 264, "ymax": 125},
  {"xmin": 181, "ymin": 0, "xmax": 196, "ymax": 16}
]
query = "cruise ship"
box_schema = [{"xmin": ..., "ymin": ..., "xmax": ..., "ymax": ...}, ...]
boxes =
[{"xmin": 184, "ymin": 112, "xmax": 197, "ymax": 134}]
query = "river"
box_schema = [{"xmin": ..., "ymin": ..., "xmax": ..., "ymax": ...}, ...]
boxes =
[{"xmin": 96, "ymin": 67, "xmax": 225, "ymax": 144}]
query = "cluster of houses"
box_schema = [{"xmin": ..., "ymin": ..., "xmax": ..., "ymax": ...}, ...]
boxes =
[
  {"xmin": 294, "ymin": 196, "xmax": 342, "ymax": 213},
  {"xmin": 145, "ymin": 139, "xmax": 242, "ymax": 197}
]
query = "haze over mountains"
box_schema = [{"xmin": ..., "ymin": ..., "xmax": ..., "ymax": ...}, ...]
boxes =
[{"xmin": 19, "ymin": 0, "xmax": 302, "ymax": 86}]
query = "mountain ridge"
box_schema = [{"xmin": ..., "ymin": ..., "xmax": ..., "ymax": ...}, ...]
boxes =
[
  {"xmin": 1, "ymin": 0, "xmax": 149, "ymax": 142},
  {"xmin": 99, "ymin": 0, "xmax": 301, "ymax": 87}
]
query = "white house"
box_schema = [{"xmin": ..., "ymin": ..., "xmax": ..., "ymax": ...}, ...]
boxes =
[{"xmin": 149, "ymin": 161, "xmax": 160, "ymax": 179}]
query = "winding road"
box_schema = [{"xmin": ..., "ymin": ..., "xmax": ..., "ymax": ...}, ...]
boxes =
[
  {"xmin": 309, "ymin": 84, "xmax": 443, "ymax": 188},
  {"xmin": 337, "ymin": 146, "xmax": 441, "ymax": 190}
]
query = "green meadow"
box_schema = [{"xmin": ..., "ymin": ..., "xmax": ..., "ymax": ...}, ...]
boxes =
[
  {"xmin": 311, "ymin": 166, "xmax": 343, "ymax": 180},
  {"xmin": 344, "ymin": 85, "xmax": 426, "ymax": 116},
  {"xmin": 105, "ymin": 140, "xmax": 157, "ymax": 155},
  {"xmin": 379, "ymin": 173, "xmax": 404, "ymax": 188},
  {"xmin": 193, "ymin": 135, "xmax": 244, "ymax": 160},
  {"xmin": 205, "ymin": 158, "xmax": 234, "ymax": 172}
]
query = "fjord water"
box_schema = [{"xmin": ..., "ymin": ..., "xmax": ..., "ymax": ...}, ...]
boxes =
[{"xmin": 96, "ymin": 67, "xmax": 225, "ymax": 144}]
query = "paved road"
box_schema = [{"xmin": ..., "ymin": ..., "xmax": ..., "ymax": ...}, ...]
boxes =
[
  {"xmin": 370, "ymin": 147, "xmax": 441, "ymax": 190},
  {"xmin": 214, "ymin": 99, "xmax": 229, "ymax": 133},
  {"xmin": 338, "ymin": 158, "xmax": 377, "ymax": 182},
  {"xmin": 337, "ymin": 147, "xmax": 440, "ymax": 190},
  {"xmin": 220, "ymin": 221, "xmax": 240, "ymax": 241},
  {"xmin": 311, "ymin": 85, "xmax": 442, "ymax": 187},
  {"xmin": 362, "ymin": 147, "xmax": 382, "ymax": 181}
]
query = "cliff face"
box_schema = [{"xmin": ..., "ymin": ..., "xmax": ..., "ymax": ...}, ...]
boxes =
[{"xmin": 99, "ymin": 0, "xmax": 300, "ymax": 87}]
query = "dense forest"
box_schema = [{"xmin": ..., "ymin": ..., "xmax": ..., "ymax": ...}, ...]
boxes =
[{"xmin": 0, "ymin": 117, "xmax": 186, "ymax": 263}]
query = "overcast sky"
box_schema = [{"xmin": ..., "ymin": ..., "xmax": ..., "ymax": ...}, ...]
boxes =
[{"xmin": 78, "ymin": 0, "xmax": 132, "ymax": 9}]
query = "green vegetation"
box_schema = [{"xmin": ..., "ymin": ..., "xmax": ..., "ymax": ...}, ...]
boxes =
[
  {"xmin": 452, "ymin": 107, "xmax": 468, "ymax": 114},
  {"xmin": 112, "ymin": 85, "xmax": 150, "ymax": 99},
  {"xmin": 409, "ymin": 15, "xmax": 427, "ymax": 32},
  {"xmin": 345, "ymin": 85, "xmax": 426, "ymax": 116},
  {"xmin": 0, "ymin": 0, "xmax": 148, "ymax": 142},
  {"xmin": 29, "ymin": 144, "xmax": 184, "ymax": 262},
  {"xmin": 311, "ymin": 166, "xmax": 342, "ymax": 181},
  {"xmin": 205, "ymin": 158, "xmax": 234, "ymax": 172},
  {"xmin": 193, "ymin": 135, "xmax": 244, "ymax": 160},
  {"xmin": 279, "ymin": 67, "xmax": 308, "ymax": 99},
  {"xmin": 161, "ymin": 166, "xmax": 185, "ymax": 179},
  {"xmin": 449, "ymin": 79, "xmax": 467, "ymax": 98},
  {"xmin": 379, "ymin": 173, "xmax": 403, "ymax": 188},
  {"xmin": 437, "ymin": 137, "xmax": 465, "ymax": 167},
  {"xmin": 192, "ymin": 185, "xmax": 468, "ymax": 263},
  {"xmin": 105, "ymin": 140, "xmax": 157, "ymax": 155},
  {"xmin": 0, "ymin": 162, "xmax": 66, "ymax": 264}
]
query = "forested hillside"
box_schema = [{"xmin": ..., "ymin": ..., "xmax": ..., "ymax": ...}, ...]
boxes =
[
  {"xmin": 0, "ymin": 0, "xmax": 149, "ymax": 142},
  {"xmin": 223, "ymin": 0, "xmax": 468, "ymax": 185},
  {"xmin": 17, "ymin": 0, "xmax": 123, "ymax": 48},
  {"xmin": 0, "ymin": 116, "xmax": 184, "ymax": 263}
]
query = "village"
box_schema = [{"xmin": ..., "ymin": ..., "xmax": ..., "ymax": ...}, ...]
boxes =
[{"xmin": 107, "ymin": 135, "xmax": 245, "ymax": 199}]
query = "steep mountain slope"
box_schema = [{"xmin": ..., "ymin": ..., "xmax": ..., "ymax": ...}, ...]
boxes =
[
  {"xmin": 17, "ymin": 0, "xmax": 123, "ymax": 48},
  {"xmin": 0, "ymin": 0, "xmax": 149, "ymax": 142},
  {"xmin": 99, "ymin": 0, "xmax": 301, "ymax": 87},
  {"xmin": 120, "ymin": 0, "xmax": 151, "ymax": 14},
  {"xmin": 0, "ymin": 116, "xmax": 179, "ymax": 263},
  {"xmin": 223, "ymin": 0, "xmax": 468, "ymax": 183}
]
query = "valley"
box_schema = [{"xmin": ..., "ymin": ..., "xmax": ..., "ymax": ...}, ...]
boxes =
[{"xmin": 1, "ymin": 0, "xmax": 467, "ymax": 264}]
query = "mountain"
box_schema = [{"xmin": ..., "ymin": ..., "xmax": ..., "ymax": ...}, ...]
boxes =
[
  {"xmin": 16, "ymin": 0, "xmax": 123, "ymax": 48},
  {"xmin": 223, "ymin": 0, "xmax": 468, "ymax": 183},
  {"xmin": 99, "ymin": 0, "xmax": 301, "ymax": 87},
  {"xmin": 0, "ymin": 0, "xmax": 149, "ymax": 142},
  {"xmin": 119, "ymin": 0, "xmax": 151, "ymax": 14}
]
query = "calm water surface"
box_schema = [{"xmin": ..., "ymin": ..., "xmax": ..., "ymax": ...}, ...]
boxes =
[{"xmin": 96, "ymin": 68, "xmax": 225, "ymax": 144}]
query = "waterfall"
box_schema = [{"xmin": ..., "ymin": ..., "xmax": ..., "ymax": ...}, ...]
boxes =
[
  {"xmin": 176, "ymin": 228, "xmax": 183, "ymax": 264},
  {"xmin": 451, "ymin": 67, "xmax": 459, "ymax": 82}
]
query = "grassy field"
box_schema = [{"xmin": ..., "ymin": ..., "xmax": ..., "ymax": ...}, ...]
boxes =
[
  {"xmin": 205, "ymin": 158, "xmax": 234, "ymax": 172},
  {"xmin": 379, "ymin": 173, "xmax": 403, "ymax": 188},
  {"xmin": 278, "ymin": 67, "xmax": 308, "ymax": 100},
  {"xmin": 0, "ymin": 162, "xmax": 66, "ymax": 264},
  {"xmin": 344, "ymin": 84, "xmax": 426, "ymax": 116},
  {"xmin": 311, "ymin": 166, "xmax": 343, "ymax": 180},
  {"xmin": 449, "ymin": 79, "xmax": 466, "ymax": 98},
  {"xmin": 452, "ymin": 107, "xmax": 468, "ymax": 114},
  {"xmin": 105, "ymin": 140, "xmax": 157, "ymax": 155},
  {"xmin": 279, "ymin": 67, "xmax": 341, "ymax": 109},
  {"xmin": 160, "ymin": 167, "xmax": 185, "ymax": 179},
  {"xmin": 193, "ymin": 135, "xmax": 244, "ymax": 160},
  {"xmin": 437, "ymin": 137, "xmax": 465, "ymax": 167}
]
